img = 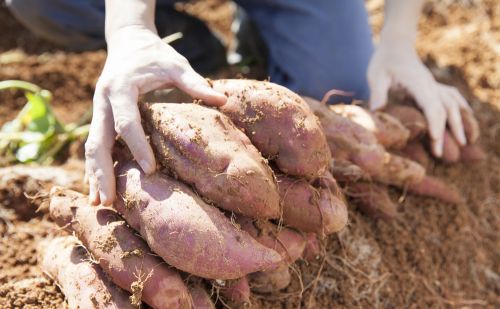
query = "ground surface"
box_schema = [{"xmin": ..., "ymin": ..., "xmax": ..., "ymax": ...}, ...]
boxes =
[{"xmin": 0, "ymin": 0, "xmax": 499, "ymax": 308}]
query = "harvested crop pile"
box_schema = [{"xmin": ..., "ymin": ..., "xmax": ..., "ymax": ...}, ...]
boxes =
[{"xmin": 1, "ymin": 1, "xmax": 499, "ymax": 308}]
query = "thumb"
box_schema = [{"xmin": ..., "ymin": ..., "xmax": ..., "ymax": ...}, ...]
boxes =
[
  {"xmin": 368, "ymin": 73, "xmax": 391, "ymax": 111},
  {"xmin": 175, "ymin": 68, "xmax": 227, "ymax": 107}
]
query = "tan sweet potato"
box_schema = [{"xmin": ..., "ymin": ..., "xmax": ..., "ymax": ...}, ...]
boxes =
[
  {"xmin": 373, "ymin": 153, "xmax": 426, "ymax": 187},
  {"xmin": 442, "ymin": 130, "xmax": 461, "ymax": 164},
  {"xmin": 189, "ymin": 285, "xmax": 215, "ymax": 309},
  {"xmin": 115, "ymin": 160, "xmax": 282, "ymax": 280},
  {"xmin": 249, "ymin": 264, "xmax": 291, "ymax": 294},
  {"xmin": 330, "ymin": 104, "xmax": 410, "ymax": 149},
  {"xmin": 459, "ymin": 144, "xmax": 486, "ymax": 163},
  {"xmin": 40, "ymin": 236, "xmax": 134, "ymax": 309},
  {"xmin": 277, "ymin": 173, "xmax": 348, "ymax": 235},
  {"xmin": 140, "ymin": 102, "xmax": 280, "ymax": 219},
  {"xmin": 384, "ymin": 105, "xmax": 427, "ymax": 140},
  {"xmin": 330, "ymin": 159, "xmax": 369, "ymax": 182},
  {"xmin": 302, "ymin": 233, "xmax": 321, "ymax": 263},
  {"xmin": 212, "ymin": 79, "xmax": 331, "ymax": 178},
  {"xmin": 48, "ymin": 187, "xmax": 191, "ymax": 309},
  {"xmin": 305, "ymin": 97, "xmax": 386, "ymax": 176},
  {"xmin": 408, "ymin": 175, "xmax": 465, "ymax": 204},
  {"xmin": 217, "ymin": 277, "xmax": 250, "ymax": 307},
  {"xmin": 236, "ymin": 217, "xmax": 306, "ymax": 265},
  {"xmin": 346, "ymin": 182, "xmax": 397, "ymax": 220},
  {"xmin": 400, "ymin": 141, "xmax": 430, "ymax": 169}
]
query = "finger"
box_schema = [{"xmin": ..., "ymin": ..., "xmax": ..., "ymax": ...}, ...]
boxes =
[
  {"xmin": 174, "ymin": 68, "xmax": 227, "ymax": 106},
  {"xmin": 449, "ymin": 87, "xmax": 471, "ymax": 111},
  {"xmin": 107, "ymin": 85, "xmax": 156, "ymax": 175},
  {"xmin": 87, "ymin": 170, "xmax": 99, "ymax": 205},
  {"xmin": 406, "ymin": 81, "xmax": 446, "ymax": 157},
  {"xmin": 368, "ymin": 72, "xmax": 391, "ymax": 111},
  {"xmin": 442, "ymin": 97, "xmax": 466, "ymax": 146},
  {"xmin": 85, "ymin": 91, "xmax": 117, "ymax": 205}
]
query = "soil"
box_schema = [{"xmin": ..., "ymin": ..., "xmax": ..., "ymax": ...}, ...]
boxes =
[{"xmin": 0, "ymin": 0, "xmax": 499, "ymax": 308}]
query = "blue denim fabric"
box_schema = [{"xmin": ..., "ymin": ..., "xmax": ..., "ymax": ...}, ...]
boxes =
[{"xmin": 6, "ymin": 0, "xmax": 373, "ymax": 100}]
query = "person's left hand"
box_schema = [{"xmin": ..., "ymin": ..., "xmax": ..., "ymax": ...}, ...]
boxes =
[{"xmin": 367, "ymin": 40, "xmax": 471, "ymax": 157}]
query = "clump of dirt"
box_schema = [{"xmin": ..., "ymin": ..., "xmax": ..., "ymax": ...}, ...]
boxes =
[
  {"xmin": 0, "ymin": 278, "xmax": 65, "ymax": 309},
  {"xmin": 0, "ymin": 0, "xmax": 499, "ymax": 308}
]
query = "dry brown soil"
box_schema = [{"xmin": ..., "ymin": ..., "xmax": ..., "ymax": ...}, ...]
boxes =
[{"xmin": 0, "ymin": 0, "xmax": 498, "ymax": 308}]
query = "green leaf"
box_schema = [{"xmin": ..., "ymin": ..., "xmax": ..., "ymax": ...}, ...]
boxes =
[
  {"xmin": 22, "ymin": 92, "xmax": 52, "ymax": 133},
  {"xmin": 16, "ymin": 142, "xmax": 41, "ymax": 162}
]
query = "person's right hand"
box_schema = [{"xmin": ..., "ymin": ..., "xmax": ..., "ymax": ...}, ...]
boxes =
[{"xmin": 85, "ymin": 26, "xmax": 227, "ymax": 206}]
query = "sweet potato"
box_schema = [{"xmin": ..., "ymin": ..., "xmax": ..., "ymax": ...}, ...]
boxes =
[
  {"xmin": 217, "ymin": 277, "xmax": 250, "ymax": 307},
  {"xmin": 115, "ymin": 160, "xmax": 283, "ymax": 279},
  {"xmin": 459, "ymin": 144, "xmax": 486, "ymax": 163},
  {"xmin": 373, "ymin": 153, "xmax": 426, "ymax": 187},
  {"xmin": 212, "ymin": 79, "xmax": 331, "ymax": 178},
  {"xmin": 330, "ymin": 159, "xmax": 369, "ymax": 182},
  {"xmin": 461, "ymin": 109, "xmax": 480, "ymax": 143},
  {"xmin": 400, "ymin": 141, "xmax": 430, "ymax": 169},
  {"xmin": 277, "ymin": 173, "xmax": 348, "ymax": 235},
  {"xmin": 330, "ymin": 104, "xmax": 410, "ymax": 149},
  {"xmin": 384, "ymin": 105, "xmax": 427, "ymax": 140},
  {"xmin": 140, "ymin": 102, "xmax": 280, "ymax": 219},
  {"xmin": 305, "ymin": 97, "xmax": 386, "ymax": 176},
  {"xmin": 346, "ymin": 182, "xmax": 397, "ymax": 220},
  {"xmin": 40, "ymin": 236, "xmax": 134, "ymax": 309},
  {"xmin": 189, "ymin": 285, "xmax": 215, "ymax": 309},
  {"xmin": 49, "ymin": 187, "xmax": 192, "ymax": 309},
  {"xmin": 302, "ymin": 233, "xmax": 321, "ymax": 263},
  {"xmin": 408, "ymin": 175, "xmax": 465, "ymax": 204},
  {"xmin": 442, "ymin": 130, "xmax": 460, "ymax": 163},
  {"xmin": 249, "ymin": 264, "xmax": 291, "ymax": 294},
  {"xmin": 236, "ymin": 217, "xmax": 306, "ymax": 264}
]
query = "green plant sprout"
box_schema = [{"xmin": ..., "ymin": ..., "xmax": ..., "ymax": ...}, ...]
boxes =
[{"xmin": 0, "ymin": 80, "xmax": 91, "ymax": 166}]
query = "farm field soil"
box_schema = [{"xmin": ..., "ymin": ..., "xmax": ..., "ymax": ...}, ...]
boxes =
[{"xmin": 0, "ymin": 1, "xmax": 499, "ymax": 308}]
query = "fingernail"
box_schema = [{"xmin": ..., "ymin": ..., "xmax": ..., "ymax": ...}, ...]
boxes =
[{"xmin": 139, "ymin": 159, "xmax": 155, "ymax": 174}]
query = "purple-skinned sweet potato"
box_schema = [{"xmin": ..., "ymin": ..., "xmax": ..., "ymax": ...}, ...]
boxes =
[
  {"xmin": 302, "ymin": 233, "xmax": 321, "ymax": 263},
  {"xmin": 372, "ymin": 153, "xmax": 426, "ymax": 187},
  {"xmin": 441, "ymin": 130, "xmax": 461, "ymax": 163},
  {"xmin": 346, "ymin": 182, "xmax": 397, "ymax": 220},
  {"xmin": 40, "ymin": 236, "xmax": 134, "ymax": 309},
  {"xmin": 277, "ymin": 173, "xmax": 348, "ymax": 235},
  {"xmin": 330, "ymin": 104, "xmax": 410, "ymax": 149},
  {"xmin": 400, "ymin": 141, "xmax": 430, "ymax": 169},
  {"xmin": 329, "ymin": 159, "xmax": 369, "ymax": 183},
  {"xmin": 305, "ymin": 97, "xmax": 386, "ymax": 176},
  {"xmin": 236, "ymin": 217, "xmax": 306, "ymax": 265},
  {"xmin": 408, "ymin": 175, "xmax": 465, "ymax": 204},
  {"xmin": 249, "ymin": 264, "xmax": 291, "ymax": 294},
  {"xmin": 217, "ymin": 277, "xmax": 251, "ymax": 307},
  {"xmin": 384, "ymin": 105, "xmax": 428, "ymax": 141},
  {"xmin": 115, "ymin": 160, "xmax": 283, "ymax": 280},
  {"xmin": 459, "ymin": 143, "xmax": 486, "ymax": 163},
  {"xmin": 140, "ymin": 102, "xmax": 280, "ymax": 219},
  {"xmin": 189, "ymin": 285, "xmax": 215, "ymax": 309},
  {"xmin": 211, "ymin": 79, "xmax": 331, "ymax": 178},
  {"xmin": 48, "ymin": 187, "xmax": 191, "ymax": 309}
]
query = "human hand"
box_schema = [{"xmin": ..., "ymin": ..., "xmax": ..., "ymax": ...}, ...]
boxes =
[
  {"xmin": 85, "ymin": 26, "xmax": 227, "ymax": 205},
  {"xmin": 367, "ymin": 40, "xmax": 471, "ymax": 157}
]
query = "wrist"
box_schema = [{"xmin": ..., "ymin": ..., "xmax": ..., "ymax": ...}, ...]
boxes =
[
  {"xmin": 379, "ymin": 25, "xmax": 417, "ymax": 49},
  {"xmin": 106, "ymin": 25, "xmax": 158, "ymax": 50}
]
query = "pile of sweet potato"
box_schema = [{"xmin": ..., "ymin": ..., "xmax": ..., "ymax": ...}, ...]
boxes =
[{"xmin": 41, "ymin": 79, "xmax": 482, "ymax": 308}]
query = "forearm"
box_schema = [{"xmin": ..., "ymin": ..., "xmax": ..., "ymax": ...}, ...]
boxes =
[
  {"xmin": 104, "ymin": 0, "xmax": 157, "ymax": 40},
  {"xmin": 381, "ymin": 0, "xmax": 424, "ymax": 46}
]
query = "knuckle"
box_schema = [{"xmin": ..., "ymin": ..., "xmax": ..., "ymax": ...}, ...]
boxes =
[
  {"xmin": 84, "ymin": 140, "xmax": 100, "ymax": 159},
  {"xmin": 114, "ymin": 116, "xmax": 137, "ymax": 137}
]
